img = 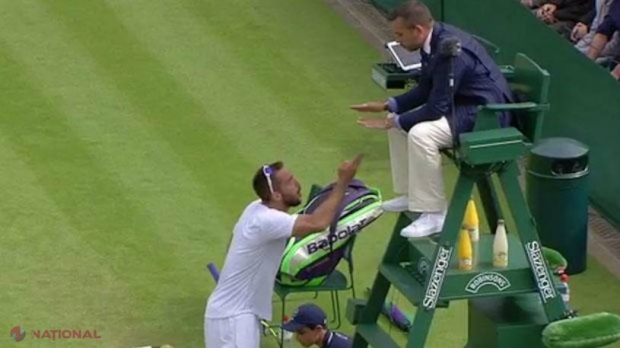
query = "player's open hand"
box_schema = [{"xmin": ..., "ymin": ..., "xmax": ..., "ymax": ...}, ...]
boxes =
[
  {"xmin": 338, "ymin": 154, "xmax": 364, "ymax": 183},
  {"xmin": 350, "ymin": 101, "xmax": 386, "ymax": 113},
  {"xmin": 357, "ymin": 117, "xmax": 395, "ymax": 130}
]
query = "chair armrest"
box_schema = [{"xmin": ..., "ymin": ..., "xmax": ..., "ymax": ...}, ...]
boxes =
[
  {"xmin": 500, "ymin": 65, "xmax": 515, "ymax": 79},
  {"xmin": 481, "ymin": 102, "xmax": 549, "ymax": 112}
]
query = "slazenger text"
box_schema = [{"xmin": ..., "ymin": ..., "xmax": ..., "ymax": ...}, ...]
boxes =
[
  {"xmin": 526, "ymin": 241, "xmax": 556, "ymax": 302},
  {"xmin": 423, "ymin": 246, "xmax": 452, "ymax": 309}
]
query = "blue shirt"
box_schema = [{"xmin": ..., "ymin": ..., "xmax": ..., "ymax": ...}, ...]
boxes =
[
  {"xmin": 597, "ymin": 0, "xmax": 620, "ymax": 37},
  {"xmin": 323, "ymin": 331, "xmax": 352, "ymax": 348}
]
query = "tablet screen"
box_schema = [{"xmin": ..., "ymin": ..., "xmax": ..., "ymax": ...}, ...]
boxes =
[{"xmin": 386, "ymin": 41, "xmax": 422, "ymax": 71}]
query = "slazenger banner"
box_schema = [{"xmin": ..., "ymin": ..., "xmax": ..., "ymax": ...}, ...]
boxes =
[
  {"xmin": 423, "ymin": 246, "xmax": 452, "ymax": 309},
  {"xmin": 526, "ymin": 241, "xmax": 556, "ymax": 302}
]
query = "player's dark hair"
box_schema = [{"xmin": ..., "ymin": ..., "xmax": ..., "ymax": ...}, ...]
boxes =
[{"xmin": 252, "ymin": 161, "xmax": 283, "ymax": 201}]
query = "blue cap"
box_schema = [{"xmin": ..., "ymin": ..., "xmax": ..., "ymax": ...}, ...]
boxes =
[{"xmin": 282, "ymin": 303, "xmax": 327, "ymax": 332}]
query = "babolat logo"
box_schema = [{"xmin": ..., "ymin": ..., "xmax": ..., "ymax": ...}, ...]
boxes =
[
  {"xmin": 306, "ymin": 217, "xmax": 369, "ymax": 254},
  {"xmin": 465, "ymin": 272, "xmax": 511, "ymax": 293},
  {"xmin": 526, "ymin": 241, "xmax": 556, "ymax": 302},
  {"xmin": 422, "ymin": 246, "xmax": 452, "ymax": 309}
]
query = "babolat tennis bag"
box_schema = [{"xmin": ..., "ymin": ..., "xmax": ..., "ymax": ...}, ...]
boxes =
[{"xmin": 277, "ymin": 179, "xmax": 383, "ymax": 287}]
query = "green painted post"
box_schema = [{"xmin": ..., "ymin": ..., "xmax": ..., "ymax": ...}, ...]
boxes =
[
  {"xmin": 406, "ymin": 172, "xmax": 475, "ymax": 347},
  {"xmin": 353, "ymin": 213, "xmax": 414, "ymax": 348},
  {"xmin": 476, "ymin": 176, "xmax": 501, "ymax": 233},
  {"xmin": 498, "ymin": 162, "xmax": 567, "ymax": 321}
]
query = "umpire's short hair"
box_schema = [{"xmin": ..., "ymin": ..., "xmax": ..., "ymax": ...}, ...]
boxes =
[
  {"xmin": 388, "ymin": 0, "xmax": 434, "ymax": 28},
  {"xmin": 252, "ymin": 161, "xmax": 283, "ymax": 202}
]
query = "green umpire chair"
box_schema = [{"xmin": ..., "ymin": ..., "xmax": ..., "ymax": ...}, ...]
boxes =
[
  {"xmin": 349, "ymin": 53, "xmax": 556, "ymax": 348},
  {"xmin": 441, "ymin": 51, "xmax": 551, "ymax": 230},
  {"xmin": 472, "ymin": 52, "xmax": 550, "ymax": 146},
  {"xmin": 473, "ymin": 34, "xmax": 501, "ymax": 60}
]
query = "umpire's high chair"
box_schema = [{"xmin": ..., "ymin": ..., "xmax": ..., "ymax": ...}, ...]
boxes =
[{"xmin": 348, "ymin": 53, "xmax": 572, "ymax": 348}]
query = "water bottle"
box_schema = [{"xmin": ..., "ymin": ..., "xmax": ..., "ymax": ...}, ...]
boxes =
[
  {"xmin": 559, "ymin": 273, "xmax": 570, "ymax": 304},
  {"xmin": 492, "ymin": 220, "xmax": 508, "ymax": 268}
]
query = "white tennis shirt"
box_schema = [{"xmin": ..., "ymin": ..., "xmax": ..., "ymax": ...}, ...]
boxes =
[{"xmin": 206, "ymin": 200, "xmax": 298, "ymax": 321}]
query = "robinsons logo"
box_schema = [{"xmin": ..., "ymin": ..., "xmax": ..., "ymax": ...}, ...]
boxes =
[{"xmin": 465, "ymin": 272, "xmax": 511, "ymax": 293}]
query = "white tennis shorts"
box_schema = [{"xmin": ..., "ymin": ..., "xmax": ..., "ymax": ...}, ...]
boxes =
[{"xmin": 204, "ymin": 313, "xmax": 261, "ymax": 348}]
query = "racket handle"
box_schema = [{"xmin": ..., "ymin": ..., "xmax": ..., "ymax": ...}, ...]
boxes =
[{"xmin": 207, "ymin": 263, "xmax": 220, "ymax": 282}]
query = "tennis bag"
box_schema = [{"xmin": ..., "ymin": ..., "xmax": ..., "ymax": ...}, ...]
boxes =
[{"xmin": 277, "ymin": 179, "xmax": 383, "ymax": 287}]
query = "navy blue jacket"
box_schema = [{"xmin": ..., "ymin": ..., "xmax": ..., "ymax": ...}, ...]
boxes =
[
  {"xmin": 597, "ymin": 0, "xmax": 620, "ymax": 37},
  {"xmin": 391, "ymin": 22, "xmax": 513, "ymax": 136},
  {"xmin": 322, "ymin": 330, "xmax": 352, "ymax": 348}
]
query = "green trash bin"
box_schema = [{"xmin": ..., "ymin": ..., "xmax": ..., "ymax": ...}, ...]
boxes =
[{"xmin": 526, "ymin": 137, "xmax": 589, "ymax": 275}]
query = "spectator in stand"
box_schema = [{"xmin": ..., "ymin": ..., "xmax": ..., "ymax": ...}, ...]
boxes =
[
  {"xmin": 521, "ymin": 0, "xmax": 547, "ymax": 8},
  {"xmin": 587, "ymin": 0, "xmax": 620, "ymax": 78},
  {"xmin": 612, "ymin": 60, "xmax": 620, "ymax": 79},
  {"xmin": 524, "ymin": 0, "xmax": 596, "ymax": 40},
  {"xmin": 574, "ymin": 0, "xmax": 620, "ymax": 61}
]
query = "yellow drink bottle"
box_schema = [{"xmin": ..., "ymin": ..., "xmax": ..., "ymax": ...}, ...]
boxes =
[
  {"xmin": 464, "ymin": 198, "xmax": 480, "ymax": 242},
  {"xmin": 458, "ymin": 228, "xmax": 473, "ymax": 271}
]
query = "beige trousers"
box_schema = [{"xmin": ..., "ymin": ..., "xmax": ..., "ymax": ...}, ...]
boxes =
[{"xmin": 387, "ymin": 116, "xmax": 453, "ymax": 212}]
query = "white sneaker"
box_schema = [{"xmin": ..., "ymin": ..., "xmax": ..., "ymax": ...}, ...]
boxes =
[
  {"xmin": 381, "ymin": 196, "xmax": 409, "ymax": 212},
  {"xmin": 400, "ymin": 211, "xmax": 447, "ymax": 238}
]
